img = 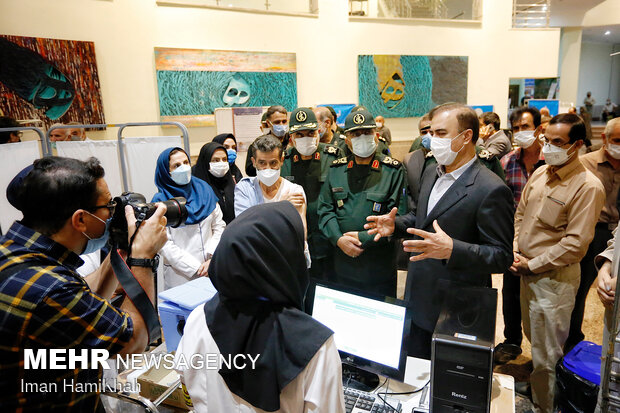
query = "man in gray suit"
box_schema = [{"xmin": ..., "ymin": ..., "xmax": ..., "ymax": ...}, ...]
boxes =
[
  {"xmin": 366, "ymin": 103, "xmax": 514, "ymax": 359},
  {"xmin": 479, "ymin": 111, "xmax": 512, "ymax": 159}
]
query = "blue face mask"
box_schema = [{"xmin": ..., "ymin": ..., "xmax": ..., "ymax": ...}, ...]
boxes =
[
  {"xmin": 421, "ymin": 133, "xmax": 432, "ymax": 150},
  {"xmin": 170, "ymin": 164, "xmax": 191, "ymax": 186},
  {"xmin": 82, "ymin": 212, "xmax": 110, "ymax": 255},
  {"xmin": 271, "ymin": 124, "xmax": 288, "ymax": 138},
  {"xmin": 227, "ymin": 148, "xmax": 237, "ymax": 163}
]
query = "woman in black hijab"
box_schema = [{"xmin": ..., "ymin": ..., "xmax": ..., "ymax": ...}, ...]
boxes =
[
  {"xmin": 212, "ymin": 133, "xmax": 243, "ymax": 183},
  {"xmin": 192, "ymin": 142, "xmax": 236, "ymax": 224},
  {"xmin": 175, "ymin": 202, "xmax": 345, "ymax": 413}
]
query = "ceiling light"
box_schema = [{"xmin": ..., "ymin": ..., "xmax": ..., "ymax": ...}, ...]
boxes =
[{"xmin": 605, "ymin": 30, "xmax": 611, "ymax": 35}]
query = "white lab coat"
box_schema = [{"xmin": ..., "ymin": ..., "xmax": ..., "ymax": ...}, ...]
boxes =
[
  {"xmin": 175, "ymin": 304, "xmax": 345, "ymax": 413},
  {"xmin": 159, "ymin": 204, "xmax": 226, "ymax": 290}
]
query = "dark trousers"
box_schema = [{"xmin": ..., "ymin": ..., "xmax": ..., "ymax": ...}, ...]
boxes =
[
  {"xmin": 502, "ymin": 270, "xmax": 523, "ymax": 346},
  {"xmin": 566, "ymin": 224, "xmax": 613, "ymax": 349},
  {"xmin": 407, "ymin": 321, "xmax": 433, "ymax": 360}
]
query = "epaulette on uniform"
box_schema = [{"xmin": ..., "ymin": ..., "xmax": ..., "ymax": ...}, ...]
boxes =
[
  {"xmin": 381, "ymin": 156, "xmax": 401, "ymax": 168},
  {"xmin": 378, "ymin": 136, "xmax": 387, "ymax": 143},
  {"xmin": 324, "ymin": 145, "xmax": 339, "ymax": 156},
  {"xmin": 478, "ymin": 149, "xmax": 493, "ymax": 160},
  {"xmin": 331, "ymin": 157, "xmax": 348, "ymax": 167}
]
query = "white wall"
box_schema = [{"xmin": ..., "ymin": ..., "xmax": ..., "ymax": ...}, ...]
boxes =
[
  {"xmin": 0, "ymin": 0, "xmax": 560, "ymax": 154},
  {"xmin": 577, "ymin": 41, "xmax": 617, "ymax": 108},
  {"xmin": 581, "ymin": 0, "xmax": 620, "ymax": 27},
  {"xmin": 558, "ymin": 27, "xmax": 582, "ymax": 107}
]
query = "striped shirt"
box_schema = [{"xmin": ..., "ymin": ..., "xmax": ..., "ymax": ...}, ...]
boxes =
[{"xmin": 0, "ymin": 222, "xmax": 133, "ymax": 412}]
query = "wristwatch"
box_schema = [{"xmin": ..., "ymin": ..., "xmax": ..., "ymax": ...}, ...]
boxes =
[{"xmin": 127, "ymin": 255, "xmax": 160, "ymax": 272}]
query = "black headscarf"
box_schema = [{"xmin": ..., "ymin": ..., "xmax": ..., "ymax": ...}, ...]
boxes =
[
  {"xmin": 212, "ymin": 133, "xmax": 243, "ymax": 183},
  {"xmin": 205, "ymin": 202, "xmax": 333, "ymax": 412},
  {"xmin": 192, "ymin": 142, "xmax": 236, "ymax": 224}
]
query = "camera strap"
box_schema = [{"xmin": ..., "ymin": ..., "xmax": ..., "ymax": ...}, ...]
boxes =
[{"xmin": 110, "ymin": 248, "xmax": 161, "ymax": 343}]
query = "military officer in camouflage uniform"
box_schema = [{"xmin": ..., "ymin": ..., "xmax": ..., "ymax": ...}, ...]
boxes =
[
  {"xmin": 281, "ymin": 108, "xmax": 343, "ymax": 281},
  {"xmin": 318, "ymin": 109, "xmax": 407, "ymax": 297}
]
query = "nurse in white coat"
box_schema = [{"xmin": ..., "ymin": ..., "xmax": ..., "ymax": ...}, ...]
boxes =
[{"xmin": 153, "ymin": 147, "xmax": 226, "ymax": 290}]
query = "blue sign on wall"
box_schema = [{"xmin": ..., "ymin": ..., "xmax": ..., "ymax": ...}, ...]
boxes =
[
  {"xmin": 470, "ymin": 105, "xmax": 494, "ymax": 114},
  {"xmin": 528, "ymin": 99, "xmax": 560, "ymax": 116},
  {"xmin": 317, "ymin": 104, "xmax": 356, "ymax": 127}
]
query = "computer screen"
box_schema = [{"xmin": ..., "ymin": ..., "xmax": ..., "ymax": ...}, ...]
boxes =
[{"xmin": 310, "ymin": 283, "xmax": 410, "ymax": 380}]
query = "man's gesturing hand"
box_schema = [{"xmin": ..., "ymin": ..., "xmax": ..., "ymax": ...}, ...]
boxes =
[
  {"xmin": 403, "ymin": 220, "xmax": 453, "ymax": 262},
  {"xmin": 365, "ymin": 207, "xmax": 398, "ymax": 241}
]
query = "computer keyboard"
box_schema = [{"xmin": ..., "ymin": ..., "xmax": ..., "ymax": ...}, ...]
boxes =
[{"xmin": 343, "ymin": 388, "xmax": 402, "ymax": 413}]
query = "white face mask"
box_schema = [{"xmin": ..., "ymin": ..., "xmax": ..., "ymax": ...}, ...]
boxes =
[
  {"xmin": 256, "ymin": 168, "xmax": 280, "ymax": 187},
  {"xmin": 430, "ymin": 130, "xmax": 466, "ymax": 166},
  {"xmin": 295, "ymin": 136, "xmax": 318, "ymax": 156},
  {"xmin": 606, "ymin": 143, "xmax": 620, "ymax": 160},
  {"xmin": 209, "ymin": 161, "xmax": 230, "ymax": 178},
  {"xmin": 376, "ymin": 122, "xmax": 384, "ymax": 128},
  {"xmin": 351, "ymin": 134, "xmax": 377, "ymax": 158},
  {"xmin": 170, "ymin": 164, "xmax": 191, "ymax": 185},
  {"xmin": 542, "ymin": 142, "xmax": 574, "ymax": 166},
  {"xmin": 513, "ymin": 130, "xmax": 537, "ymax": 149}
]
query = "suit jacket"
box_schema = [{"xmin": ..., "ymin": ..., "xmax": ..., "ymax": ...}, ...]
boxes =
[
  {"xmin": 480, "ymin": 130, "xmax": 512, "ymax": 160},
  {"xmin": 396, "ymin": 159, "xmax": 514, "ymax": 332}
]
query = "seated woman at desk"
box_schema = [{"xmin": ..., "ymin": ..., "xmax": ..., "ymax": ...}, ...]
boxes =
[
  {"xmin": 154, "ymin": 147, "xmax": 225, "ymax": 290},
  {"xmin": 175, "ymin": 202, "xmax": 345, "ymax": 412}
]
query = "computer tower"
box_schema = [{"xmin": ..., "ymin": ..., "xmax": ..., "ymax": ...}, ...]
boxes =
[{"xmin": 430, "ymin": 286, "xmax": 497, "ymax": 413}]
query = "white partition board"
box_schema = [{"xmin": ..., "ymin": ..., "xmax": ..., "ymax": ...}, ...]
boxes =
[
  {"xmin": 57, "ymin": 140, "xmax": 123, "ymax": 197},
  {"xmin": 123, "ymin": 136, "xmax": 183, "ymax": 202}
]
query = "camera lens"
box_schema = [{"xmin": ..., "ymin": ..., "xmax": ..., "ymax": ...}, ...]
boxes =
[{"xmin": 160, "ymin": 197, "xmax": 188, "ymax": 228}]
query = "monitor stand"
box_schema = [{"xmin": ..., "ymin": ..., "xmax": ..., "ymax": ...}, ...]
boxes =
[{"xmin": 341, "ymin": 362, "xmax": 380, "ymax": 392}]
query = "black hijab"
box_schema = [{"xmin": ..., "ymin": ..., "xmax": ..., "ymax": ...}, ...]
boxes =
[
  {"xmin": 192, "ymin": 142, "xmax": 236, "ymax": 224},
  {"xmin": 205, "ymin": 202, "xmax": 333, "ymax": 412},
  {"xmin": 212, "ymin": 133, "xmax": 243, "ymax": 183}
]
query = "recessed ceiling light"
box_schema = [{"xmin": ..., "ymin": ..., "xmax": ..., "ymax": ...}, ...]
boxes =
[{"xmin": 605, "ymin": 30, "xmax": 611, "ymax": 35}]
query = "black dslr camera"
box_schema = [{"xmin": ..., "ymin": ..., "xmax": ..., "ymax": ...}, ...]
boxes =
[{"xmin": 109, "ymin": 192, "xmax": 188, "ymax": 251}]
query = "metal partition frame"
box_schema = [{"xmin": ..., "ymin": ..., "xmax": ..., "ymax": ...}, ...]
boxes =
[
  {"xmin": 45, "ymin": 123, "xmax": 116, "ymax": 156},
  {"xmin": 46, "ymin": 122, "xmax": 190, "ymax": 193},
  {"xmin": 0, "ymin": 126, "xmax": 48, "ymax": 156},
  {"xmin": 117, "ymin": 122, "xmax": 190, "ymax": 192}
]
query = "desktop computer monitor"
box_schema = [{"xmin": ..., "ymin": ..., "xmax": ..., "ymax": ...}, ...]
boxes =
[{"xmin": 308, "ymin": 282, "xmax": 411, "ymax": 383}]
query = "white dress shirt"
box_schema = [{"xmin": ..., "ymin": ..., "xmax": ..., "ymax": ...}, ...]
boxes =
[
  {"xmin": 427, "ymin": 155, "xmax": 477, "ymax": 215},
  {"xmin": 175, "ymin": 304, "xmax": 346, "ymax": 413}
]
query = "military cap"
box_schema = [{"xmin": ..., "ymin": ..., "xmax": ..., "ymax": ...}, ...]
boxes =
[
  {"xmin": 344, "ymin": 109, "xmax": 376, "ymax": 133},
  {"xmin": 289, "ymin": 107, "xmax": 318, "ymax": 133}
]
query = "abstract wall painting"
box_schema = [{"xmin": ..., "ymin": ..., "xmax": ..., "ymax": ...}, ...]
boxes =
[
  {"xmin": 155, "ymin": 48, "xmax": 298, "ymax": 127},
  {"xmin": 0, "ymin": 35, "xmax": 105, "ymax": 128},
  {"xmin": 358, "ymin": 55, "xmax": 468, "ymax": 118}
]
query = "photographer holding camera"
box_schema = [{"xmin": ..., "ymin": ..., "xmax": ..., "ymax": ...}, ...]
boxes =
[{"xmin": 0, "ymin": 157, "xmax": 168, "ymax": 412}]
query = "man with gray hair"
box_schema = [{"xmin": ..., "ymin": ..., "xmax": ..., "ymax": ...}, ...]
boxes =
[{"xmin": 48, "ymin": 123, "xmax": 68, "ymax": 142}]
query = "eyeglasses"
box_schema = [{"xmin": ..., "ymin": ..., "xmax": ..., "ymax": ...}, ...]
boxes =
[{"xmin": 91, "ymin": 199, "xmax": 117, "ymax": 215}]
